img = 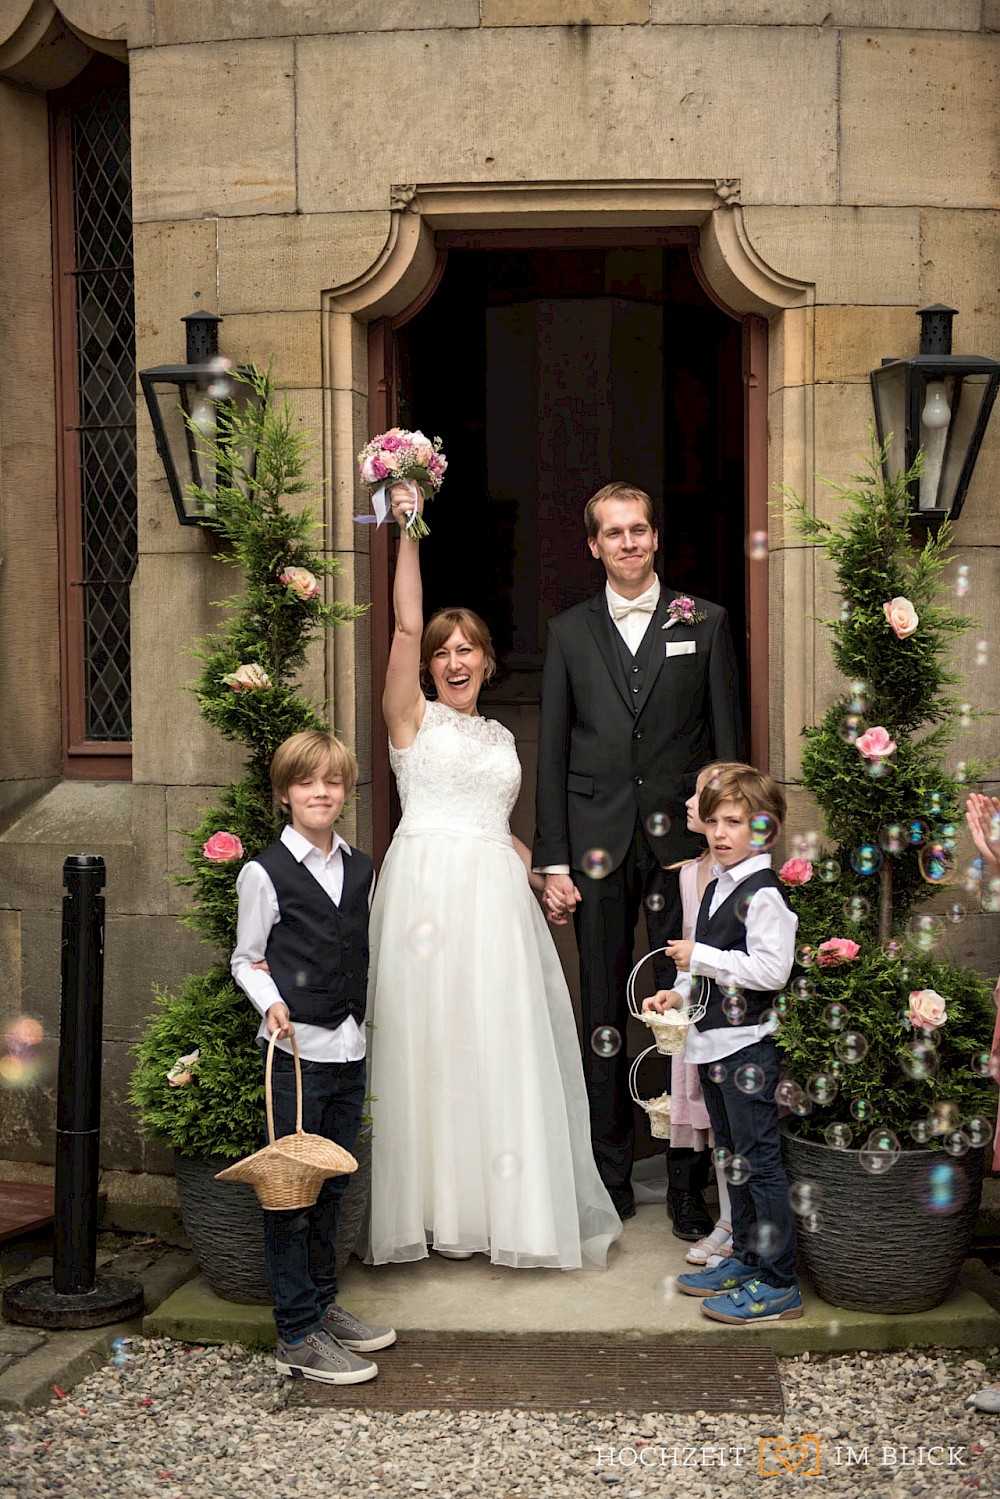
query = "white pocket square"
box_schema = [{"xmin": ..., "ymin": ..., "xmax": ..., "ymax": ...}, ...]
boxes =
[{"xmin": 665, "ymin": 640, "xmax": 697, "ymax": 658}]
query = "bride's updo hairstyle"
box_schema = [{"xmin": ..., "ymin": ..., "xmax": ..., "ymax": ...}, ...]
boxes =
[{"xmin": 421, "ymin": 607, "xmax": 497, "ymax": 692}]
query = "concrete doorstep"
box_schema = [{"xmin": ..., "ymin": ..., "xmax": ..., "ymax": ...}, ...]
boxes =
[{"xmin": 144, "ymin": 1204, "xmax": 1000, "ymax": 1359}]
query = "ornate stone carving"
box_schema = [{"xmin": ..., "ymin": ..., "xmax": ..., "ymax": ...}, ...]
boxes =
[
  {"xmin": 390, "ymin": 184, "xmax": 419, "ymax": 213},
  {"xmin": 715, "ymin": 178, "xmax": 741, "ymax": 206}
]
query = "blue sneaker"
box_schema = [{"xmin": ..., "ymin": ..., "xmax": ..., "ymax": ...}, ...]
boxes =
[
  {"xmin": 676, "ymin": 1257, "xmax": 759, "ymax": 1298},
  {"xmin": 701, "ymin": 1279, "xmax": 803, "ymax": 1324}
]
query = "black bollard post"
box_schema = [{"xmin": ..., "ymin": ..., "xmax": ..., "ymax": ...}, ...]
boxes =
[{"xmin": 3, "ymin": 856, "xmax": 144, "ymax": 1329}]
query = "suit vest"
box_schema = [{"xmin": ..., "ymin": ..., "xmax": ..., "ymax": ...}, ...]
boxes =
[
  {"xmin": 610, "ymin": 610, "xmax": 660, "ymax": 716},
  {"xmin": 253, "ymin": 839, "xmax": 372, "ymax": 1030},
  {"xmin": 692, "ymin": 868, "xmax": 791, "ymax": 1033}
]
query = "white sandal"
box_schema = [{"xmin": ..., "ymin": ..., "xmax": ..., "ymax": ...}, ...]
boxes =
[{"xmin": 685, "ymin": 1222, "xmax": 733, "ymax": 1265}]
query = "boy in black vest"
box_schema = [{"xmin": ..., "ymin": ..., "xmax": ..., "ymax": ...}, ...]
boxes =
[
  {"xmin": 644, "ymin": 764, "xmax": 802, "ymax": 1323},
  {"xmin": 232, "ymin": 730, "xmax": 395, "ymax": 1382}
]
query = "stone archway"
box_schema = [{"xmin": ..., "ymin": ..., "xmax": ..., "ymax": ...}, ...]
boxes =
[{"xmin": 322, "ymin": 180, "xmax": 816, "ymax": 854}]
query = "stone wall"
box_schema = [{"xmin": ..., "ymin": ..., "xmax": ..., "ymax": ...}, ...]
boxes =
[{"xmin": 1, "ymin": 0, "xmax": 998, "ymax": 1190}]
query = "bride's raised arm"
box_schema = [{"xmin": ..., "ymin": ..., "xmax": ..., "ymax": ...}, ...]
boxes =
[{"xmin": 381, "ymin": 482, "xmax": 426, "ymax": 750}]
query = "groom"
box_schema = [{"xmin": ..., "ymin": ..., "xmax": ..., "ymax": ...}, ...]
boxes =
[{"xmin": 533, "ymin": 481, "xmax": 744, "ymax": 1227}]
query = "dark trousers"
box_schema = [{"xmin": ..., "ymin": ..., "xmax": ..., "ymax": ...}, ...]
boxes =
[
  {"xmin": 574, "ymin": 820, "xmax": 681, "ymax": 1201},
  {"xmin": 262, "ymin": 1051, "xmax": 365, "ymax": 1344},
  {"xmin": 697, "ymin": 1039, "xmax": 798, "ymax": 1288}
]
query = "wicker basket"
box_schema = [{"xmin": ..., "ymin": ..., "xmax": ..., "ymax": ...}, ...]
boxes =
[
  {"xmin": 626, "ymin": 949, "xmax": 707, "ymax": 1054},
  {"xmin": 215, "ymin": 1031, "xmax": 358, "ymax": 1210},
  {"xmin": 629, "ymin": 1045, "xmax": 672, "ymax": 1139}
]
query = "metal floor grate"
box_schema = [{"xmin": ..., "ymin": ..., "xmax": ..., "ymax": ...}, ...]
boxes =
[{"xmin": 286, "ymin": 1335, "xmax": 784, "ymax": 1414}]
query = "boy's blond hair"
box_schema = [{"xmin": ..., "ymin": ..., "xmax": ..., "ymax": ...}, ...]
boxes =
[
  {"xmin": 699, "ymin": 762, "xmax": 786, "ymax": 831},
  {"xmin": 270, "ymin": 730, "xmax": 358, "ymax": 806}
]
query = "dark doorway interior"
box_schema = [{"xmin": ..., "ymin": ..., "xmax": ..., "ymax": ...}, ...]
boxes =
[{"xmin": 397, "ymin": 245, "xmax": 747, "ymax": 714}]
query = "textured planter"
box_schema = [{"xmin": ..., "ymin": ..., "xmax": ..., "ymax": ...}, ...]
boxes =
[
  {"xmin": 335, "ymin": 1128, "xmax": 372, "ymax": 1274},
  {"xmin": 782, "ymin": 1130, "xmax": 984, "ymax": 1313},
  {"xmin": 174, "ymin": 1152, "xmax": 271, "ymax": 1304}
]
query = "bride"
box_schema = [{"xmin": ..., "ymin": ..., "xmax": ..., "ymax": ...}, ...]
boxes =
[{"xmin": 367, "ymin": 482, "xmax": 622, "ymax": 1269}]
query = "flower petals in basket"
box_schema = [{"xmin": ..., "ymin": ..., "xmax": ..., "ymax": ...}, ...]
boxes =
[
  {"xmin": 640, "ymin": 1008, "xmax": 690, "ymax": 1055},
  {"xmin": 215, "ymin": 1031, "xmax": 357, "ymax": 1211},
  {"xmin": 642, "ymin": 1091, "xmax": 672, "ymax": 1140}
]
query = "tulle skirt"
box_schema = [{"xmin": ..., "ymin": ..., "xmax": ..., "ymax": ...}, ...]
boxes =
[{"xmin": 366, "ymin": 824, "xmax": 622, "ymax": 1269}]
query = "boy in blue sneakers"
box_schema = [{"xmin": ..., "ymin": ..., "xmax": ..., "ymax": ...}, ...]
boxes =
[{"xmin": 644, "ymin": 764, "xmax": 802, "ymax": 1324}]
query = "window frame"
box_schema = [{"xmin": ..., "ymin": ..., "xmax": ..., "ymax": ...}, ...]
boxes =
[{"xmin": 50, "ymin": 57, "xmax": 134, "ymax": 780}]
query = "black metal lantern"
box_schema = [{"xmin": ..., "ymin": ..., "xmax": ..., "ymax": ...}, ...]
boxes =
[
  {"xmin": 870, "ymin": 304, "xmax": 1000, "ymax": 529},
  {"xmin": 139, "ymin": 312, "xmax": 264, "ymax": 525}
]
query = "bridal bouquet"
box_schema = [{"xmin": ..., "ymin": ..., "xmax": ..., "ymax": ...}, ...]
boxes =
[{"xmin": 357, "ymin": 427, "xmax": 447, "ymax": 539}]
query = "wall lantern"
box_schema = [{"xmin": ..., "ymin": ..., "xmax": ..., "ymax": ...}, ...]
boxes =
[
  {"xmin": 139, "ymin": 312, "xmax": 264, "ymax": 526},
  {"xmin": 870, "ymin": 304, "xmax": 1000, "ymax": 529}
]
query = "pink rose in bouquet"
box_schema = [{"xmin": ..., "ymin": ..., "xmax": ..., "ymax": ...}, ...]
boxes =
[
  {"xmin": 816, "ymin": 937, "xmax": 860, "ymax": 967},
  {"xmin": 856, "ymin": 726, "xmax": 896, "ymax": 760},
  {"xmin": 909, "ymin": 988, "xmax": 947, "ymax": 1029},
  {"xmin": 279, "ymin": 566, "xmax": 319, "ymax": 601},
  {"xmin": 202, "ymin": 831, "xmax": 244, "ymax": 863},
  {"xmin": 883, "ymin": 596, "xmax": 919, "ymax": 639},
  {"xmin": 361, "ymin": 454, "xmax": 389, "ymax": 485},
  {"xmin": 779, "ymin": 858, "xmax": 813, "ymax": 885}
]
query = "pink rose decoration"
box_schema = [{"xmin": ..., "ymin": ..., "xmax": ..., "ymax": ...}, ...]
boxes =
[
  {"xmin": 166, "ymin": 1049, "xmax": 200, "ymax": 1088},
  {"xmin": 909, "ymin": 988, "xmax": 947, "ymax": 1030},
  {"xmin": 816, "ymin": 938, "xmax": 860, "ymax": 967},
  {"xmin": 203, "ymin": 831, "xmax": 244, "ymax": 863},
  {"xmin": 280, "ymin": 566, "xmax": 319, "ymax": 601},
  {"xmin": 883, "ymin": 597, "xmax": 919, "ymax": 639},
  {"xmin": 381, "ymin": 450, "xmax": 400, "ymax": 472},
  {"xmin": 221, "ymin": 663, "xmax": 271, "ymax": 691},
  {"xmin": 856, "ymin": 726, "xmax": 896, "ymax": 760},
  {"xmin": 362, "ymin": 454, "xmax": 388, "ymax": 483},
  {"xmin": 429, "ymin": 453, "xmax": 446, "ymax": 477},
  {"xmin": 380, "ymin": 434, "xmax": 404, "ymax": 452},
  {"xmin": 780, "ymin": 858, "xmax": 813, "ymax": 886}
]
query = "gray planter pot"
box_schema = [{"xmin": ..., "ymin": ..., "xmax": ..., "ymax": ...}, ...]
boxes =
[
  {"xmin": 781, "ymin": 1129, "xmax": 984, "ymax": 1314},
  {"xmin": 335, "ymin": 1128, "xmax": 372, "ymax": 1274},
  {"xmin": 174, "ymin": 1151, "xmax": 271, "ymax": 1304}
]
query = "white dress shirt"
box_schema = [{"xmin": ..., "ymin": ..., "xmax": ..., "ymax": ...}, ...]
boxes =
[
  {"xmin": 672, "ymin": 853, "xmax": 799, "ymax": 1065},
  {"xmin": 231, "ymin": 823, "xmax": 373, "ymax": 1063},
  {"xmin": 536, "ymin": 578, "xmax": 662, "ymax": 876}
]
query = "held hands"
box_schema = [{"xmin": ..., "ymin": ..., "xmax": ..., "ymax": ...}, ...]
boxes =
[
  {"xmin": 643, "ymin": 990, "xmax": 684, "ymax": 1015},
  {"xmin": 542, "ymin": 873, "xmax": 583, "ymax": 926},
  {"xmin": 664, "ymin": 938, "xmax": 694, "ymax": 972},
  {"xmin": 266, "ymin": 1002, "xmax": 294, "ymax": 1040},
  {"xmin": 389, "ymin": 480, "xmax": 423, "ymax": 531},
  {"xmin": 966, "ymin": 793, "xmax": 1000, "ymax": 874}
]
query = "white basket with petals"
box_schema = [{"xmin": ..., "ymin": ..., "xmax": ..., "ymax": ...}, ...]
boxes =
[
  {"xmin": 626, "ymin": 949, "xmax": 708, "ymax": 1055},
  {"xmin": 628, "ymin": 1046, "xmax": 673, "ymax": 1139}
]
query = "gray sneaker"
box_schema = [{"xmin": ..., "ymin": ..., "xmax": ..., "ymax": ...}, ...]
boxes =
[
  {"xmin": 275, "ymin": 1328, "xmax": 378, "ymax": 1384},
  {"xmin": 321, "ymin": 1302, "xmax": 397, "ymax": 1353}
]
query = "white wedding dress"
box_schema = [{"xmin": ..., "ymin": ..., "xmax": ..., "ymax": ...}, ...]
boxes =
[{"xmin": 367, "ymin": 700, "xmax": 622, "ymax": 1269}]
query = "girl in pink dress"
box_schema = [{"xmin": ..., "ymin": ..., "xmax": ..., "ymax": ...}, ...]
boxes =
[{"xmin": 670, "ymin": 762, "xmax": 739, "ymax": 1267}]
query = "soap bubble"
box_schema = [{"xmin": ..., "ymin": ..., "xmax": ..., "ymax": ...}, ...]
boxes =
[
  {"xmin": 746, "ymin": 529, "xmax": 768, "ymax": 561},
  {"xmin": 859, "ymin": 1128, "xmax": 900, "ymax": 1176},
  {"xmin": 938, "ymin": 822, "xmax": 959, "ymax": 851},
  {"xmin": 955, "ymin": 761, "xmax": 968, "ymax": 784},
  {"xmin": 735, "ymin": 893, "xmax": 754, "ymax": 924},
  {"xmin": 800, "ymin": 1210, "xmax": 823, "ymax": 1234},
  {"xmin": 842, "ymin": 895, "xmax": 870, "ymax": 924},
  {"xmin": 839, "ymin": 599, "xmax": 852, "ymax": 622},
  {"xmin": 943, "ymin": 1129, "xmax": 969, "ymax": 1157},
  {"xmin": 919, "ymin": 1159, "xmax": 968, "ymax": 1216},
  {"xmin": 796, "ymin": 944, "xmax": 815, "ymax": 968},
  {"xmin": 712, "ymin": 1146, "xmax": 732, "ymax": 1169},
  {"xmin": 840, "ymin": 714, "xmax": 864, "ymax": 745},
  {"xmin": 759, "ymin": 1008, "xmax": 782, "ymax": 1035},
  {"xmin": 848, "ymin": 681, "xmax": 870, "ymax": 714},
  {"xmin": 970, "ymin": 1052, "xmax": 993, "ymax": 1078},
  {"xmin": 908, "ymin": 819, "xmax": 930, "ymax": 848},
  {"xmin": 791, "ymin": 975, "xmax": 816, "ymax": 1001},
  {"xmin": 963, "ymin": 1116, "xmax": 994, "ymax": 1149},
  {"xmin": 773, "ymin": 992, "xmax": 793, "ymax": 1016},
  {"xmin": 817, "ymin": 858, "xmax": 841, "ymax": 883},
  {"xmin": 956, "ymin": 562, "xmax": 970, "ymax": 598},
  {"xmin": 924, "ymin": 791, "xmax": 946, "ymax": 818},
  {"xmin": 734, "ymin": 1063, "xmax": 766, "ymax": 1095},
  {"xmin": 775, "ymin": 1078, "xmax": 800, "ymax": 1108},
  {"xmin": 930, "ymin": 1100, "xmax": 960, "ymax": 1136},
  {"xmin": 835, "ymin": 1030, "xmax": 870, "ymax": 1064},
  {"xmin": 849, "ymin": 1097, "xmax": 872, "ymax": 1123},
  {"xmin": 109, "ymin": 1337, "xmax": 130, "ymax": 1367},
  {"xmin": 976, "ymin": 639, "xmax": 989, "ymax": 668},
  {"xmin": 645, "ymin": 811, "xmax": 671, "ymax": 838},
  {"xmin": 983, "ymin": 877, "xmax": 1000, "ymax": 913},
  {"xmin": 406, "ymin": 920, "xmax": 444, "ymax": 959},
  {"xmin": 909, "ymin": 1117, "xmax": 933, "ymax": 1145},
  {"xmin": 708, "ymin": 1063, "xmax": 728, "ymax": 1083},
  {"xmin": 907, "ymin": 913, "xmax": 942, "ymax": 953},
  {"xmin": 945, "ymin": 901, "xmax": 966, "ymax": 925},
  {"xmin": 850, "ymin": 844, "xmax": 883, "ymax": 877},
  {"xmin": 582, "ymin": 848, "xmax": 613, "ymax": 879},
  {"xmin": 590, "ymin": 1026, "xmax": 621, "ymax": 1058},
  {"xmin": 492, "ymin": 1152, "xmax": 521, "ymax": 1180},
  {"xmin": 749, "ymin": 813, "xmax": 776, "ymax": 850},
  {"xmin": 896, "ymin": 1006, "xmax": 913, "ymax": 1030},
  {"xmin": 878, "ymin": 824, "xmax": 907, "ymax": 855},
  {"xmin": 822, "ymin": 1003, "xmax": 850, "ymax": 1031},
  {"xmin": 746, "ymin": 1220, "xmax": 779, "ymax": 1257},
  {"xmin": 824, "ymin": 1122, "xmax": 854, "ymax": 1149},
  {"xmin": 866, "ymin": 758, "xmax": 893, "ymax": 780},
  {"xmin": 900, "ymin": 1042, "xmax": 938, "ymax": 1081},
  {"xmin": 960, "ymin": 702, "xmax": 973, "ymax": 729},
  {"xmin": 724, "ymin": 1155, "xmax": 751, "ymax": 1186},
  {"xmin": 789, "ymin": 1180, "xmax": 822, "ymax": 1215},
  {"xmin": 0, "ymin": 1015, "xmax": 48, "ymax": 1090},
  {"xmin": 919, "ymin": 844, "xmax": 955, "ymax": 886},
  {"xmin": 806, "ymin": 1072, "xmax": 839, "ymax": 1105},
  {"xmin": 723, "ymin": 994, "xmax": 747, "ymax": 1025},
  {"xmin": 645, "ymin": 892, "xmax": 665, "ymax": 913},
  {"xmin": 886, "ymin": 940, "xmax": 902, "ymax": 959}
]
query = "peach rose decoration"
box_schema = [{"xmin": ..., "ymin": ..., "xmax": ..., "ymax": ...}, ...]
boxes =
[{"xmin": 883, "ymin": 597, "xmax": 919, "ymax": 639}]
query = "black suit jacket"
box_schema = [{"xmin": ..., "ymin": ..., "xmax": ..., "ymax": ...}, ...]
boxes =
[{"xmin": 532, "ymin": 585, "xmax": 745, "ymax": 873}]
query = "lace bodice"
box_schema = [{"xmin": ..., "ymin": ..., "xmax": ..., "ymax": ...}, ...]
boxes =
[{"xmin": 390, "ymin": 700, "xmax": 520, "ymax": 842}]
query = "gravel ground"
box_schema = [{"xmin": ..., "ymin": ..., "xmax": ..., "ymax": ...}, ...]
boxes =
[{"xmin": 2, "ymin": 1340, "xmax": 999, "ymax": 1499}]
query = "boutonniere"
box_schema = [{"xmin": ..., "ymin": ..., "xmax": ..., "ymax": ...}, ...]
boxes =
[{"xmin": 664, "ymin": 595, "xmax": 707, "ymax": 628}]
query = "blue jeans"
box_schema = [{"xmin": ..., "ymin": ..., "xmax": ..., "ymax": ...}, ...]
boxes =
[
  {"xmin": 697, "ymin": 1039, "xmax": 798, "ymax": 1288},
  {"xmin": 262, "ymin": 1051, "xmax": 365, "ymax": 1344}
]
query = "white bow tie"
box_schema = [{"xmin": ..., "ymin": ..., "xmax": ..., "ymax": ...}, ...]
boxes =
[{"xmin": 610, "ymin": 592, "xmax": 657, "ymax": 622}]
